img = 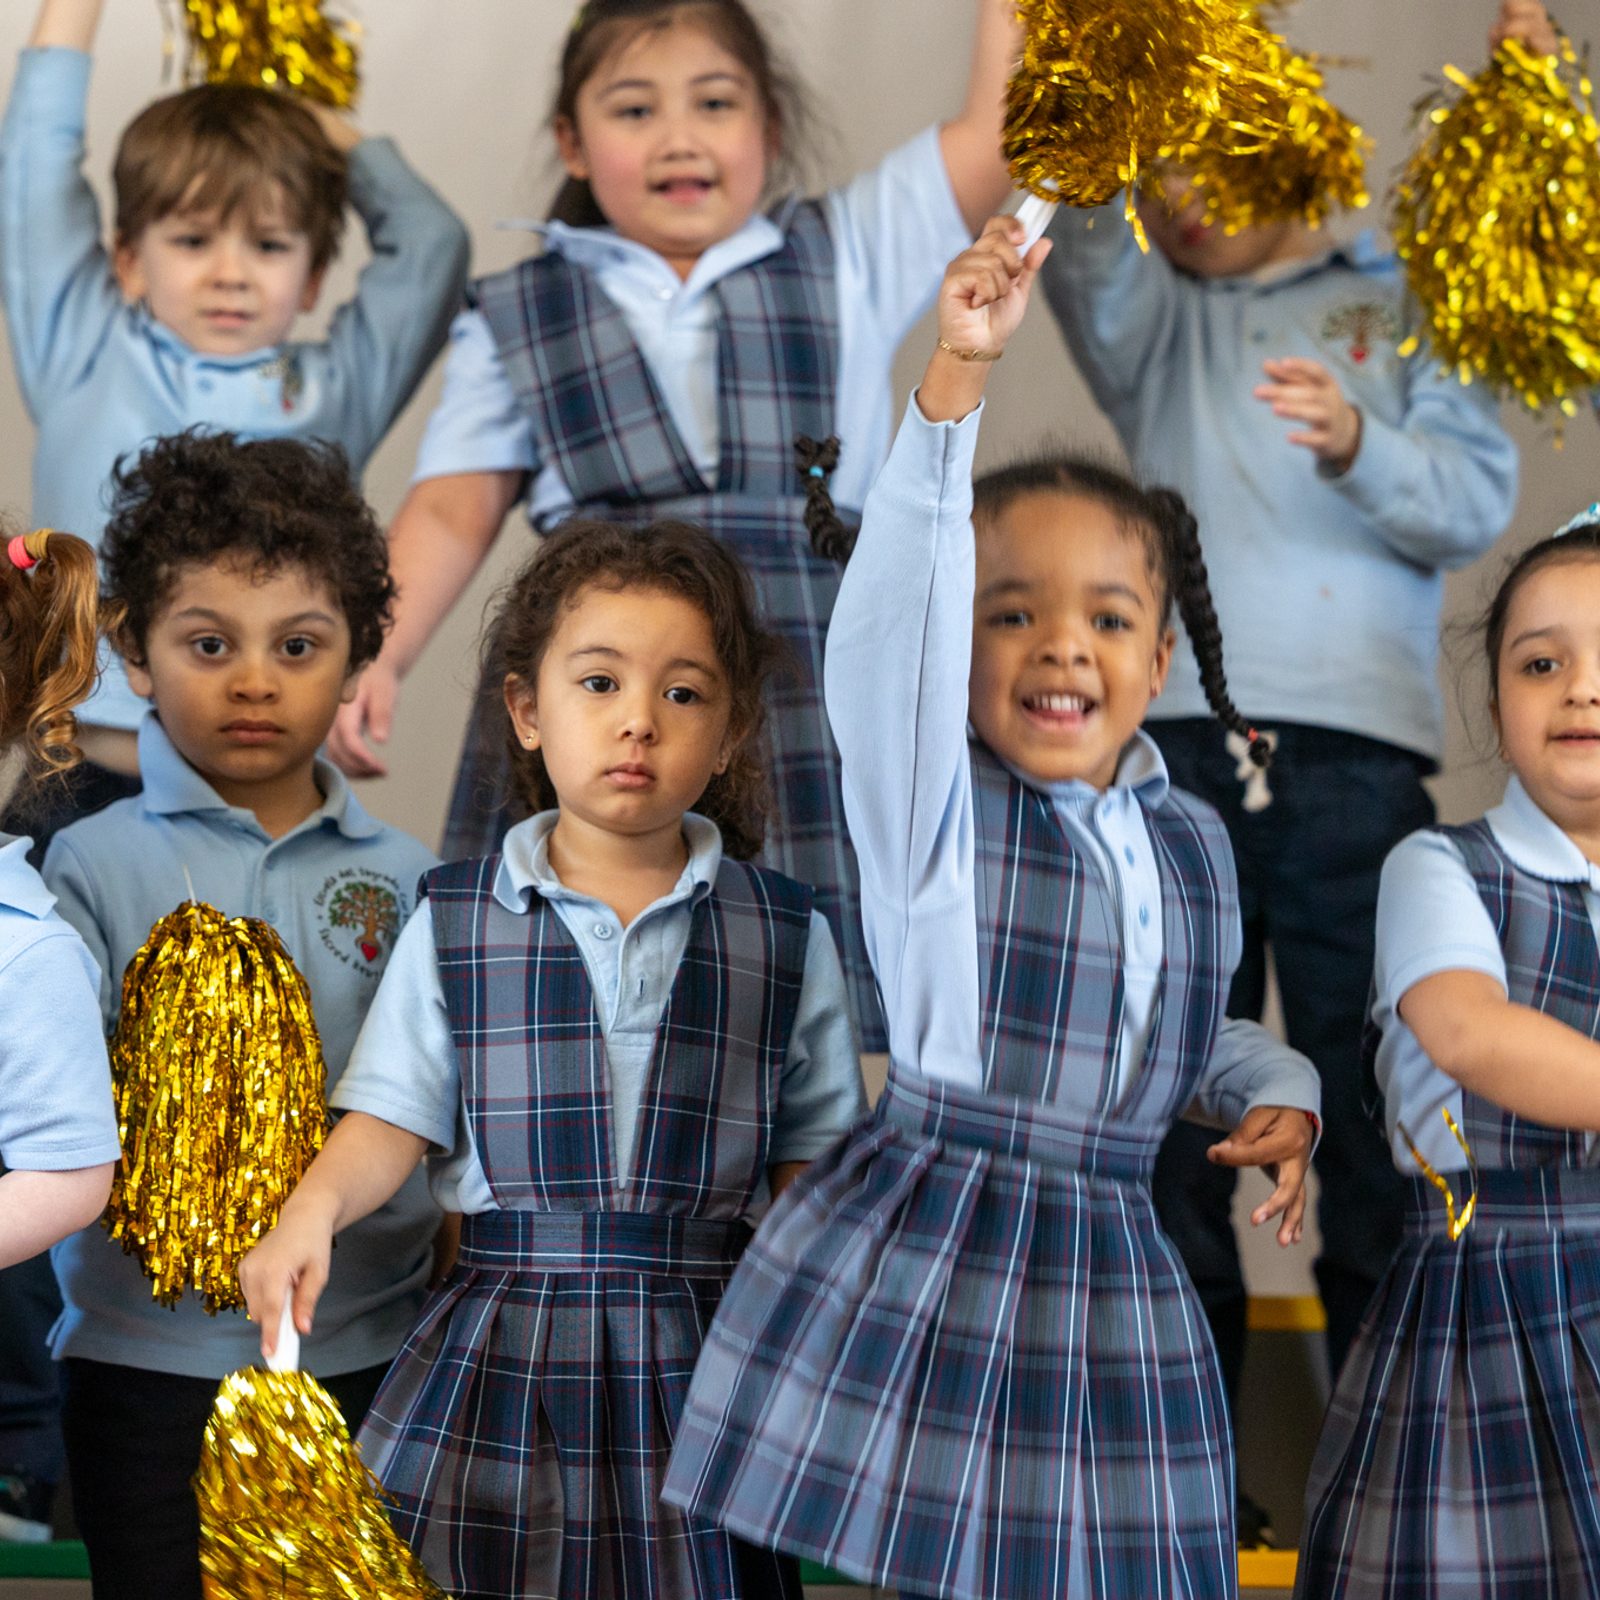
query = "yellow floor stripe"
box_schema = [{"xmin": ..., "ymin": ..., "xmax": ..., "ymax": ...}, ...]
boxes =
[
  {"xmin": 1239, "ymin": 1548, "xmax": 1299, "ymax": 1588},
  {"xmin": 1246, "ymin": 1293, "xmax": 1326, "ymax": 1333}
]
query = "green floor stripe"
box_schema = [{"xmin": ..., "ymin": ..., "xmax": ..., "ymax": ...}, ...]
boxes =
[{"xmin": 0, "ymin": 1541, "xmax": 89, "ymax": 1579}]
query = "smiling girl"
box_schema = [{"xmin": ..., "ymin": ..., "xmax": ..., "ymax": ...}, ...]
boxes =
[
  {"xmin": 329, "ymin": 0, "xmax": 1020, "ymax": 1052},
  {"xmin": 663, "ymin": 220, "xmax": 1320, "ymax": 1599},
  {"xmin": 1298, "ymin": 505, "xmax": 1600, "ymax": 1599},
  {"xmin": 241, "ymin": 521, "xmax": 865, "ymax": 1600}
]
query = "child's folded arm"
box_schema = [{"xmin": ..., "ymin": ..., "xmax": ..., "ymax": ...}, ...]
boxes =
[
  {"xmin": 823, "ymin": 392, "xmax": 983, "ymax": 916},
  {"xmin": 1326, "ymin": 349, "xmax": 1518, "ymax": 567},
  {"xmin": 1185, "ymin": 1016, "xmax": 1321, "ymax": 1136},
  {"xmin": 318, "ymin": 138, "xmax": 470, "ymax": 463},
  {"xmin": 0, "ymin": 46, "xmax": 123, "ymax": 415}
]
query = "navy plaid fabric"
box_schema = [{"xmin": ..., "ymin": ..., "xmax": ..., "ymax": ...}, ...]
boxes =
[
  {"xmin": 1300, "ymin": 825, "xmax": 1600, "ymax": 1600},
  {"xmin": 446, "ymin": 204, "xmax": 885, "ymax": 1050},
  {"xmin": 358, "ymin": 856, "xmax": 811, "ymax": 1599},
  {"xmin": 663, "ymin": 753, "xmax": 1242, "ymax": 1599}
]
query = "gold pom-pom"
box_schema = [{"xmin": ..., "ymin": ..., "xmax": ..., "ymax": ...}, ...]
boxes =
[
  {"xmin": 1159, "ymin": 22, "xmax": 1371, "ymax": 231},
  {"xmin": 168, "ymin": 0, "xmax": 361, "ymax": 109},
  {"xmin": 1392, "ymin": 35, "xmax": 1600, "ymax": 414},
  {"xmin": 198, "ymin": 1365, "xmax": 448, "ymax": 1599},
  {"xmin": 104, "ymin": 902, "xmax": 328, "ymax": 1314},
  {"xmin": 1004, "ymin": 0, "xmax": 1245, "ymax": 230}
]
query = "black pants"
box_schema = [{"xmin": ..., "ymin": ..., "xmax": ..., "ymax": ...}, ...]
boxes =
[
  {"xmin": 0, "ymin": 762, "xmax": 141, "ymax": 1496},
  {"xmin": 62, "ymin": 1356, "xmax": 387, "ymax": 1600},
  {"xmin": 1149, "ymin": 720, "xmax": 1432, "ymax": 1398}
]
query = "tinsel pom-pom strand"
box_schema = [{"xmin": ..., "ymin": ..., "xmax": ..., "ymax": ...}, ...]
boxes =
[
  {"xmin": 1392, "ymin": 35, "xmax": 1600, "ymax": 414},
  {"xmin": 1160, "ymin": 22, "xmax": 1371, "ymax": 231},
  {"xmin": 1004, "ymin": 0, "xmax": 1246, "ymax": 217},
  {"xmin": 103, "ymin": 903, "xmax": 328, "ymax": 1314},
  {"xmin": 198, "ymin": 1368, "xmax": 450, "ymax": 1599},
  {"xmin": 170, "ymin": 0, "xmax": 360, "ymax": 108}
]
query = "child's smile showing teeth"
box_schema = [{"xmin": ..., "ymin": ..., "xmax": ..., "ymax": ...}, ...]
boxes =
[{"xmin": 1022, "ymin": 690, "xmax": 1096, "ymax": 729}]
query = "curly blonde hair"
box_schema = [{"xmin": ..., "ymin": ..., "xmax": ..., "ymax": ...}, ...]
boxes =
[{"xmin": 0, "ymin": 529, "xmax": 107, "ymax": 782}]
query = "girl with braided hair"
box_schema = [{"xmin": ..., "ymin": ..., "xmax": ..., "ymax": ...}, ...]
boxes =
[{"xmin": 665, "ymin": 219, "xmax": 1319, "ymax": 1598}]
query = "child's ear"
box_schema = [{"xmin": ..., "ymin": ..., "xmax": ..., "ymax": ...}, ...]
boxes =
[
  {"xmin": 300, "ymin": 266, "xmax": 327, "ymax": 314},
  {"xmin": 112, "ymin": 236, "xmax": 147, "ymax": 306},
  {"xmin": 339, "ymin": 664, "xmax": 362, "ymax": 705},
  {"xmin": 1150, "ymin": 627, "xmax": 1176, "ymax": 700},
  {"xmin": 553, "ymin": 115, "xmax": 589, "ymax": 182},
  {"xmin": 120, "ymin": 631, "xmax": 154, "ymax": 700},
  {"xmin": 503, "ymin": 674, "xmax": 540, "ymax": 751}
]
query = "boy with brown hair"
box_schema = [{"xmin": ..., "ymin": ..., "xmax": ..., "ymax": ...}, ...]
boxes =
[{"xmin": 0, "ymin": 0, "xmax": 469, "ymax": 839}]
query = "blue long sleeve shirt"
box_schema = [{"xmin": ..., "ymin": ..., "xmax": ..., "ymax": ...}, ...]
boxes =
[
  {"xmin": 0, "ymin": 47, "xmax": 470, "ymax": 730},
  {"xmin": 1039, "ymin": 210, "xmax": 1519, "ymax": 760}
]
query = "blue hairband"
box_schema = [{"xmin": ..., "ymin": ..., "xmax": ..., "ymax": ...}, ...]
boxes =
[{"xmin": 1554, "ymin": 502, "xmax": 1600, "ymax": 538}]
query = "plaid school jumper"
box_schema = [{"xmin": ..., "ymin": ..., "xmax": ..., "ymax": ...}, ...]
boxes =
[
  {"xmin": 356, "ymin": 854, "xmax": 812, "ymax": 1600},
  {"xmin": 449, "ymin": 205, "xmax": 883, "ymax": 1049},
  {"xmin": 1298, "ymin": 820, "xmax": 1600, "ymax": 1600},
  {"xmin": 664, "ymin": 744, "xmax": 1243, "ymax": 1600}
]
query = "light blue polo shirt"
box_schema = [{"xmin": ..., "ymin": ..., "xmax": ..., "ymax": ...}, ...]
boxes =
[
  {"xmin": 42, "ymin": 715, "xmax": 440, "ymax": 1380},
  {"xmin": 0, "ymin": 46, "xmax": 470, "ymax": 731},
  {"xmin": 332, "ymin": 811, "xmax": 866, "ymax": 1214},
  {"xmin": 0, "ymin": 836, "xmax": 118, "ymax": 1173},
  {"xmin": 1372, "ymin": 777, "xmax": 1600, "ymax": 1174}
]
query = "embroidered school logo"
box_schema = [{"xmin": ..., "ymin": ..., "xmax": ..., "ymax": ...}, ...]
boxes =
[
  {"xmin": 315, "ymin": 870, "xmax": 402, "ymax": 971},
  {"xmin": 1320, "ymin": 302, "xmax": 1399, "ymax": 366}
]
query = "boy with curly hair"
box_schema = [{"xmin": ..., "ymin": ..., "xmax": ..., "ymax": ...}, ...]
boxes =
[{"xmin": 38, "ymin": 431, "xmax": 440, "ymax": 1599}]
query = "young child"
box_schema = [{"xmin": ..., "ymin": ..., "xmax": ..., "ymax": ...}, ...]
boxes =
[
  {"xmin": 329, "ymin": 0, "xmax": 1019, "ymax": 1049},
  {"xmin": 40, "ymin": 433, "xmax": 440, "ymax": 1599},
  {"xmin": 1035, "ymin": 42, "xmax": 1519, "ymax": 1487},
  {"xmin": 1297, "ymin": 505, "xmax": 1600, "ymax": 1598},
  {"xmin": 0, "ymin": 528, "xmax": 119, "ymax": 1543},
  {"xmin": 0, "ymin": 0, "xmax": 469, "ymax": 840},
  {"xmin": 663, "ymin": 222, "xmax": 1320, "ymax": 1598},
  {"xmin": 240, "ymin": 519, "xmax": 865, "ymax": 1599}
]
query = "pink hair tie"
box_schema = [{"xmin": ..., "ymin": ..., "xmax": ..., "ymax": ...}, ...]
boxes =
[{"xmin": 7, "ymin": 530, "xmax": 50, "ymax": 570}]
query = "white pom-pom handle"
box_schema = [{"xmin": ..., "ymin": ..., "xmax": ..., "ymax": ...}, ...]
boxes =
[{"xmin": 268, "ymin": 1298, "xmax": 301, "ymax": 1373}]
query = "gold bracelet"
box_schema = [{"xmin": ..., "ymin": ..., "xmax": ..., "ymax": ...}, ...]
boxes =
[{"xmin": 936, "ymin": 337, "xmax": 1003, "ymax": 363}]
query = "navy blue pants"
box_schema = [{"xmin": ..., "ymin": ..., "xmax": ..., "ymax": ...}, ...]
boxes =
[
  {"xmin": 1148, "ymin": 720, "xmax": 1430, "ymax": 1394},
  {"xmin": 0, "ymin": 761, "xmax": 141, "ymax": 1494}
]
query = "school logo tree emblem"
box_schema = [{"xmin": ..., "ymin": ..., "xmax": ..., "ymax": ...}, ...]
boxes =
[
  {"xmin": 327, "ymin": 879, "xmax": 399, "ymax": 964},
  {"xmin": 1320, "ymin": 302, "xmax": 1400, "ymax": 366}
]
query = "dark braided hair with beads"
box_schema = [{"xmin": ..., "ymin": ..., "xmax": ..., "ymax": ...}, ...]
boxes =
[{"xmin": 971, "ymin": 452, "xmax": 1271, "ymax": 770}]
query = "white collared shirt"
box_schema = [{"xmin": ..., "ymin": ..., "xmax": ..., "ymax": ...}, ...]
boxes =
[{"xmin": 1371, "ymin": 777, "xmax": 1600, "ymax": 1172}]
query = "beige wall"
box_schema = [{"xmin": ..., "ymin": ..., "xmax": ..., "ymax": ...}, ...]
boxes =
[{"xmin": 0, "ymin": 0, "xmax": 1589, "ymax": 844}]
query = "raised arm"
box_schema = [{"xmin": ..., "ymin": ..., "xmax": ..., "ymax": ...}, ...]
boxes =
[
  {"xmin": 824, "ymin": 218, "xmax": 1048, "ymax": 909},
  {"xmin": 938, "ymin": 0, "xmax": 1021, "ymax": 231},
  {"xmin": 318, "ymin": 137, "xmax": 470, "ymax": 463},
  {"xmin": 327, "ymin": 468, "xmax": 522, "ymax": 776},
  {"xmin": 28, "ymin": 0, "xmax": 103, "ymax": 50}
]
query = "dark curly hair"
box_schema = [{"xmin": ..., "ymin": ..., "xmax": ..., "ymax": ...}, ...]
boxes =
[
  {"xmin": 973, "ymin": 452, "xmax": 1271, "ymax": 770},
  {"xmin": 102, "ymin": 430, "xmax": 395, "ymax": 672},
  {"xmin": 485, "ymin": 519, "xmax": 782, "ymax": 859}
]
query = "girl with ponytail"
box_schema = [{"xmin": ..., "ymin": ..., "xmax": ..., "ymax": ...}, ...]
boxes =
[
  {"xmin": 0, "ymin": 525, "xmax": 118, "ymax": 1273},
  {"xmin": 665, "ymin": 219, "xmax": 1321, "ymax": 1595}
]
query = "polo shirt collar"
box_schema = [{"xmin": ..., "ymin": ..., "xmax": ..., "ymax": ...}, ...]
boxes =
[
  {"xmin": 490, "ymin": 810, "xmax": 724, "ymax": 915},
  {"xmin": 1487, "ymin": 776, "xmax": 1600, "ymax": 888},
  {"xmin": 135, "ymin": 712, "xmax": 382, "ymax": 840},
  {"xmin": 0, "ymin": 836, "xmax": 56, "ymax": 918}
]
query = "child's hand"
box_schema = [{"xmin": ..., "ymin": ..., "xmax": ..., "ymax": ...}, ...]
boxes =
[
  {"xmin": 1206, "ymin": 1105, "xmax": 1313, "ymax": 1246},
  {"xmin": 1490, "ymin": 0, "xmax": 1559, "ymax": 56},
  {"xmin": 1254, "ymin": 358, "xmax": 1363, "ymax": 474},
  {"xmin": 937, "ymin": 215, "xmax": 1051, "ymax": 361},
  {"xmin": 328, "ymin": 660, "xmax": 399, "ymax": 779},
  {"xmin": 308, "ymin": 103, "xmax": 362, "ymax": 155},
  {"xmin": 238, "ymin": 1210, "xmax": 335, "ymax": 1362}
]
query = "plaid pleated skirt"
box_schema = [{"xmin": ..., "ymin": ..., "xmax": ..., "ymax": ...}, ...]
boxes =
[
  {"xmin": 357, "ymin": 1211, "xmax": 799, "ymax": 1600},
  {"xmin": 1297, "ymin": 1168, "xmax": 1600, "ymax": 1600},
  {"xmin": 442, "ymin": 501, "xmax": 883, "ymax": 1050},
  {"xmin": 663, "ymin": 1073, "xmax": 1239, "ymax": 1600}
]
